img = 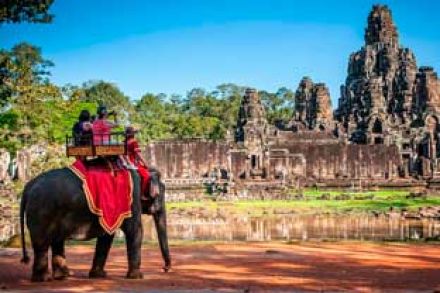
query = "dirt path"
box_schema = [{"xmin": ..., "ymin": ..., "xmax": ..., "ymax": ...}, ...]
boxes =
[{"xmin": 0, "ymin": 242, "xmax": 439, "ymax": 292}]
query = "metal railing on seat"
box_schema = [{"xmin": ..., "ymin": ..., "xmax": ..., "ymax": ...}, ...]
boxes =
[{"xmin": 66, "ymin": 132, "xmax": 128, "ymax": 157}]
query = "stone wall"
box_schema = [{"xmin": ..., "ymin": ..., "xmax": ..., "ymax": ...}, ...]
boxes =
[
  {"xmin": 274, "ymin": 143, "xmax": 401, "ymax": 180},
  {"xmin": 0, "ymin": 184, "xmax": 18, "ymax": 243},
  {"xmin": 144, "ymin": 137, "xmax": 402, "ymax": 189},
  {"xmin": 145, "ymin": 139, "xmax": 230, "ymax": 180},
  {"xmin": 0, "ymin": 149, "xmax": 11, "ymax": 183}
]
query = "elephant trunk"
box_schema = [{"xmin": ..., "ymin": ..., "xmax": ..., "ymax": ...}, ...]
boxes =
[{"xmin": 153, "ymin": 210, "xmax": 171, "ymax": 272}]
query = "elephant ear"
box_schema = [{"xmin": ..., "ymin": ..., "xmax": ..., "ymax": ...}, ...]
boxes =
[
  {"xmin": 148, "ymin": 167, "xmax": 162, "ymax": 181},
  {"xmin": 149, "ymin": 178, "xmax": 160, "ymax": 199}
]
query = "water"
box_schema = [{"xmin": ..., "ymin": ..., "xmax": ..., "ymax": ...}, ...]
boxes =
[
  {"xmin": 2, "ymin": 213, "xmax": 439, "ymax": 244},
  {"xmin": 142, "ymin": 213, "xmax": 440, "ymax": 242}
]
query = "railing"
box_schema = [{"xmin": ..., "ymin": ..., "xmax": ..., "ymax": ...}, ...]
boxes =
[{"xmin": 66, "ymin": 132, "xmax": 128, "ymax": 157}]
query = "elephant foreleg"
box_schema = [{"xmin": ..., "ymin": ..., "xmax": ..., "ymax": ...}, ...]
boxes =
[
  {"xmin": 89, "ymin": 233, "xmax": 114, "ymax": 278},
  {"xmin": 51, "ymin": 240, "xmax": 70, "ymax": 280},
  {"xmin": 122, "ymin": 219, "xmax": 143, "ymax": 279}
]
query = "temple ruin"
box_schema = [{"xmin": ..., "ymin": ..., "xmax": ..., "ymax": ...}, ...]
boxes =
[{"xmin": 145, "ymin": 5, "xmax": 440, "ymax": 194}]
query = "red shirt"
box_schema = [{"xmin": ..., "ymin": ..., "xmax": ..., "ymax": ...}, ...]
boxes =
[
  {"xmin": 92, "ymin": 119, "xmax": 113, "ymax": 145},
  {"xmin": 127, "ymin": 138, "xmax": 141, "ymax": 165}
]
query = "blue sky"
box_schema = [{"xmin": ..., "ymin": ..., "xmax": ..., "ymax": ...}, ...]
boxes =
[{"xmin": 1, "ymin": 0, "xmax": 440, "ymax": 105}]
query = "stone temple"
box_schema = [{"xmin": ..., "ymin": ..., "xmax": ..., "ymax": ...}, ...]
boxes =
[{"xmin": 145, "ymin": 5, "xmax": 440, "ymax": 196}]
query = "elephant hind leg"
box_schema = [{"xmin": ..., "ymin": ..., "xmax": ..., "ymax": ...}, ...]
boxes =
[
  {"xmin": 51, "ymin": 240, "xmax": 70, "ymax": 280},
  {"xmin": 31, "ymin": 244, "xmax": 51, "ymax": 282}
]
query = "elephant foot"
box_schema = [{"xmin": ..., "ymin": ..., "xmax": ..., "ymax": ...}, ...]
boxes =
[
  {"xmin": 52, "ymin": 266, "xmax": 70, "ymax": 280},
  {"xmin": 52, "ymin": 256, "xmax": 70, "ymax": 280},
  {"xmin": 31, "ymin": 271, "xmax": 51, "ymax": 282},
  {"xmin": 89, "ymin": 269, "xmax": 107, "ymax": 279},
  {"xmin": 162, "ymin": 263, "xmax": 171, "ymax": 272},
  {"xmin": 126, "ymin": 269, "xmax": 143, "ymax": 279}
]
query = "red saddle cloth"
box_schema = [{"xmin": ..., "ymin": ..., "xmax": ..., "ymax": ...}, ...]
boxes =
[{"xmin": 69, "ymin": 159, "xmax": 133, "ymax": 234}]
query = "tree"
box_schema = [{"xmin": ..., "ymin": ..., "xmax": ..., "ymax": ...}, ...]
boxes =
[
  {"xmin": 133, "ymin": 93, "xmax": 174, "ymax": 142},
  {"xmin": 260, "ymin": 87, "xmax": 294, "ymax": 124},
  {"xmin": 81, "ymin": 80, "xmax": 132, "ymax": 115},
  {"xmin": 0, "ymin": 49, "xmax": 13, "ymax": 108},
  {"xmin": 213, "ymin": 83, "xmax": 246, "ymax": 131},
  {"xmin": 44, "ymin": 98, "xmax": 96, "ymax": 143},
  {"xmin": 0, "ymin": 43, "xmax": 53, "ymax": 110},
  {"xmin": 0, "ymin": 43, "xmax": 53, "ymax": 107},
  {"xmin": 0, "ymin": 0, "xmax": 55, "ymax": 24},
  {"xmin": 184, "ymin": 88, "xmax": 221, "ymax": 117},
  {"xmin": 0, "ymin": 43, "xmax": 59, "ymax": 150}
]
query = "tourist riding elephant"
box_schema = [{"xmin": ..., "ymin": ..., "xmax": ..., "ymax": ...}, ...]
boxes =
[{"xmin": 19, "ymin": 166, "xmax": 171, "ymax": 282}]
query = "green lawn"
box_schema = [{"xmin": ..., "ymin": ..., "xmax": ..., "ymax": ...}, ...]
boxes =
[
  {"xmin": 167, "ymin": 189, "xmax": 440, "ymax": 215},
  {"xmin": 301, "ymin": 188, "xmax": 409, "ymax": 199}
]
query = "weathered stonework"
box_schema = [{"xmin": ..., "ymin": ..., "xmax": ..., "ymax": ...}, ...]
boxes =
[
  {"xmin": 147, "ymin": 88, "xmax": 406, "ymax": 194},
  {"xmin": 335, "ymin": 5, "xmax": 418, "ymax": 132},
  {"xmin": 333, "ymin": 4, "xmax": 440, "ymax": 181},
  {"xmin": 235, "ymin": 88, "xmax": 269, "ymax": 147},
  {"xmin": 292, "ymin": 77, "xmax": 333, "ymax": 130},
  {"xmin": 0, "ymin": 149, "xmax": 11, "ymax": 183},
  {"xmin": 3, "ymin": 5, "xmax": 435, "ymax": 199},
  {"xmin": 144, "ymin": 4, "xmax": 440, "ymax": 194}
]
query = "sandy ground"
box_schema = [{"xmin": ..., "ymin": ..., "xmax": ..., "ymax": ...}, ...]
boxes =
[{"xmin": 0, "ymin": 242, "xmax": 439, "ymax": 292}]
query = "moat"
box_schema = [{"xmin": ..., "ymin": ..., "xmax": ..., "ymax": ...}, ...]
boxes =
[
  {"xmin": 3, "ymin": 208, "xmax": 439, "ymax": 244},
  {"xmin": 141, "ymin": 212, "xmax": 440, "ymax": 242}
]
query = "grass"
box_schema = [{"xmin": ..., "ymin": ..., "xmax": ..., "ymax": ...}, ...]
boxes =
[
  {"xmin": 301, "ymin": 188, "xmax": 409, "ymax": 199},
  {"xmin": 167, "ymin": 189, "xmax": 440, "ymax": 215}
]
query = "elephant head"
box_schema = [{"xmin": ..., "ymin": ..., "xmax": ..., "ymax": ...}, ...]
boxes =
[{"xmin": 141, "ymin": 168, "xmax": 171, "ymax": 272}]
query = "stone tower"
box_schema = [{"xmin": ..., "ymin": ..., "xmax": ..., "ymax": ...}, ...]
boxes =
[
  {"xmin": 235, "ymin": 88, "xmax": 268, "ymax": 148},
  {"xmin": 235, "ymin": 88, "xmax": 268, "ymax": 178},
  {"xmin": 293, "ymin": 77, "xmax": 332, "ymax": 130},
  {"xmin": 364, "ymin": 4, "xmax": 398, "ymax": 47},
  {"xmin": 335, "ymin": 4, "xmax": 418, "ymax": 143},
  {"xmin": 333, "ymin": 4, "xmax": 440, "ymax": 177}
]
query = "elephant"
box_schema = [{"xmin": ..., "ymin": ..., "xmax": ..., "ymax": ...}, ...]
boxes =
[{"xmin": 19, "ymin": 164, "xmax": 171, "ymax": 282}]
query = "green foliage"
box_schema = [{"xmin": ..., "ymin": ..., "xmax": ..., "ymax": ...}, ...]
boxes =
[
  {"xmin": 44, "ymin": 99, "xmax": 97, "ymax": 142},
  {"xmin": 0, "ymin": 42, "xmax": 297, "ymax": 150},
  {"xmin": 0, "ymin": 109, "xmax": 18, "ymax": 128},
  {"xmin": 131, "ymin": 84, "xmax": 247, "ymax": 142},
  {"xmin": 0, "ymin": 0, "xmax": 54, "ymax": 23},
  {"xmin": 167, "ymin": 193, "xmax": 440, "ymax": 215},
  {"xmin": 133, "ymin": 93, "xmax": 173, "ymax": 141},
  {"xmin": 0, "ymin": 44, "xmax": 99, "ymax": 152},
  {"xmin": 0, "ymin": 43, "xmax": 53, "ymax": 110},
  {"xmin": 0, "ymin": 3, "xmax": 296, "ymax": 153},
  {"xmin": 260, "ymin": 87, "xmax": 295, "ymax": 124},
  {"xmin": 81, "ymin": 80, "xmax": 132, "ymax": 113},
  {"xmin": 0, "ymin": 109, "xmax": 20, "ymax": 152},
  {"xmin": 0, "ymin": 50, "xmax": 13, "ymax": 108},
  {"xmin": 302, "ymin": 189, "xmax": 409, "ymax": 199},
  {"xmin": 0, "ymin": 43, "xmax": 58, "ymax": 151}
]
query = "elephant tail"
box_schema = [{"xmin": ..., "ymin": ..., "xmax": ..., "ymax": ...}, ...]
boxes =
[{"xmin": 20, "ymin": 189, "xmax": 30, "ymax": 264}]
